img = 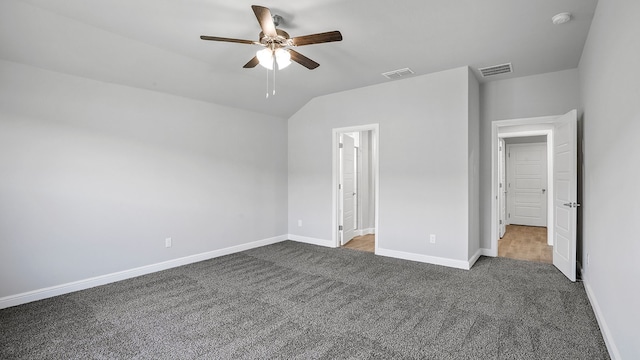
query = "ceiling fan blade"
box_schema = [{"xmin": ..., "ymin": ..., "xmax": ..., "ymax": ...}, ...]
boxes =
[
  {"xmin": 200, "ymin": 35, "xmax": 256, "ymax": 45},
  {"xmin": 251, "ymin": 5, "xmax": 277, "ymax": 38},
  {"xmin": 289, "ymin": 50, "xmax": 319, "ymax": 70},
  {"xmin": 243, "ymin": 56, "xmax": 260, "ymax": 68},
  {"xmin": 291, "ymin": 31, "xmax": 343, "ymax": 46}
]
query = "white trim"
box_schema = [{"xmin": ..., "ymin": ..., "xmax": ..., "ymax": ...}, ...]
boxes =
[
  {"xmin": 332, "ymin": 124, "xmax": 380, "ymax": 252},
  {"xmin": 468, "ymin": 249, "xmax": 482, "ymax": 268},
  {"xmin": 0, "ymin": 235, "xmax": 287, "ymax": 310},
  {"xmin": 479, "ymin": 248, "xmax": 494, "ymax": 257},
  {"xmin": 355, "ymin": 228, "xmax": 375, "ymax": 237},
  {"xmin": 491, "ymin": 116, "xmax": 557, "ymax": 258},
  {"xmin": 482, "ymin": 246, "xmax": 497, "ymax": 257},
  {"xmin": 288, "ymin": 234, "xmax": 334, "ymax": 248},
  {"xmin": 376, "ymin": 247, "xmax": 472, "ymax": 270},
  {"xmin": 468, "ymin": 248, "xmax": 493, "ymax": 268},
  {"xmin": 583, "ymin": 280, "xmax": 621, "ymax": 360}
]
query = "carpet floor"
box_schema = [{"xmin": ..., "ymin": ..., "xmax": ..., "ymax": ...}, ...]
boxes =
[{"xmin": 0, "ymin": 241, "xmax": 609, "ymax": 359}]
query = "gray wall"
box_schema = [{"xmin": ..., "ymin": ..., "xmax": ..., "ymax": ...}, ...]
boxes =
[
  {"xmin": 468, "ymin": 69, "xmax": 480, "ymax": 257},
  {"xmin": 579, "ymin": 0, "xmax": 640, "ymax": 358},
  {"xmin": 479, "ymin": 69, "xmax": 581, "ymax": 249},
  {"xmin": 288, "ymin": 66, "xmax": 477, "ymax": 262},
  {"xmin": 358, "ymin": 131, "xmax": 375, "ymax": 232},
  {"xmin": 0, "ymin": 60, "xmax": 288, "ymax": 298}
]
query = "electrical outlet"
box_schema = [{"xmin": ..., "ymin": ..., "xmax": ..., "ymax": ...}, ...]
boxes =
[
  {"xmin": 165, "ymin": 237, "xmax": 172, "ymax": 248},
  {"xmin": 429, "ymin": 234, "xmax": 436, "ymax": 244},
  {"xmin": 298, "ymin": 220, "xmax": 302, "ymax": 227}
]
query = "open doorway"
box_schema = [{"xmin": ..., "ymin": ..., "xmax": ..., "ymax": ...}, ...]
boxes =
[
  {"xmin": 498, "ymin": 137, "xmax": 552, "ymax": 263},
  {"xmin": 333, "ymin": 125, "xmax": 379, "ymax": 253},
  {"xmin": 491, "ymin": 110, "xmax": 579, "ymax": 281}
]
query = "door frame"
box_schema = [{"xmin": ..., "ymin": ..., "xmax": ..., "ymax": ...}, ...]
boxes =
[
  {"xmin": 499, "ymin": 138, "xmax": 506, "ymax": 237},
  {"xmin": 332, "ymin": 124, "xmax": 379, "ymax": 251},
  {"xmin": 491, "ymin": 116, "xmax": 555, "ymax": 256}
]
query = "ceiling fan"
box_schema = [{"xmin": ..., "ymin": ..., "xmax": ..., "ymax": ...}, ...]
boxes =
[{"xmin": 200, "ymin": 5, "xmax": 343, "ymax": 70}]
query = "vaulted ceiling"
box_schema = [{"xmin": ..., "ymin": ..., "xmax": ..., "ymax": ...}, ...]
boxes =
[{"xmin": 1, "ymin": 0, "xmax": 598, "ymax": 118}]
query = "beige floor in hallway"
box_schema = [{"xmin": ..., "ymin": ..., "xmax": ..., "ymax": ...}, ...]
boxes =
[
  {"xmin": 499, "ymin": 224, "xmax": 552, "ymax": 264},
  {"xmin": 343, "ymin": 234, "xmax": 375, "ymax": 252},
  {"xmin": 345, "ymin": 227, "xmax": 551, "ymax": 264}
]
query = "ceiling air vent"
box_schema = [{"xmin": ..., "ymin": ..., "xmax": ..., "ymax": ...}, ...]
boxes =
[
  {"xmin": 382, "ymin": 68, "xmax": 414, "ymax": 80},
  {"xmin": 478, "ymin": 63, "xmax": 513, "ymax": 77}
]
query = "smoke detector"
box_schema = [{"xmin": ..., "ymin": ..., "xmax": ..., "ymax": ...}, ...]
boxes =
[{"xmin": 552, "ymin": 12, "xmax": 572, "ymax": 25}]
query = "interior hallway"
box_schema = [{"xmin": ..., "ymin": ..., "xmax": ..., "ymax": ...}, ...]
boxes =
[
  {"xmin": 498, "ymin": 225, "xmax": 552, "ymax": 264},
  {"xmin": 346, "ymin": 227, "xmax": 551, "ymax": 264}
]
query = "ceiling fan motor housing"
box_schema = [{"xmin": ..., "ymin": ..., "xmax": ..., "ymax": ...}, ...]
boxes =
[{"xmin": 259, "ymin": 29, "xmax": 292, "ymax": 48}]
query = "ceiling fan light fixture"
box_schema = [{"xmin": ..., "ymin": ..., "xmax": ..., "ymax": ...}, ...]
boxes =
[
  {"xmin": 275, "ymin": 49, "xmax": 291, "ymax": 69},
  {"xmin": 256, "ymin": 48, "xmax": 291, "ymax": 70},
  {"xmin": 256, "ymin": 48, "xmax": 274, "ymax": 70}
]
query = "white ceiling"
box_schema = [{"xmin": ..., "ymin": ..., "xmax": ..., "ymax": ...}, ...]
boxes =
[{"xmin": 1, "ymin": 0, "xmax": 598, "ymax": 118}]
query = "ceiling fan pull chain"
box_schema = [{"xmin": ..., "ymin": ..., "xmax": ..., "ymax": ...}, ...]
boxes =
[
  {"xmin": 265, "ymin": 66, "xmax": 269, "ymax": 99},
  {"xmin": 273, "ymin": 58, "xmax": 276, "ymax": 96}
]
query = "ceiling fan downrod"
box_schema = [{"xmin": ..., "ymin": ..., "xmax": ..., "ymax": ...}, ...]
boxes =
[{"xmin": 272, "ymin": 14, "xmax": 283, "ymax": 27}]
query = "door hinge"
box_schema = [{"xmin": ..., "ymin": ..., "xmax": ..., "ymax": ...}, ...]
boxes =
[
  {"xmin": 339, "ymin": 225, "xmax": 343, "ymax": 230},
  {"xmin": 339, "ymin": 184, "xmax": 342, "ymax": 190},
  {"xmin": 339, "ymin": 143, "xmax": 344, "ymax": 148},
  {"xmin": 499, "ymin": 220, "xmax": 503, "ymax": 225},
  {"xmin": 499, "ymin": 183, "xmax": 503, "ymax": 188},
  {"xmin": 508, "ymin": 213, "xmax": 511, "ymax": 219},
  {"xmin": 508, "ymin": 151, "xmax": 511, "ymax": 158}
]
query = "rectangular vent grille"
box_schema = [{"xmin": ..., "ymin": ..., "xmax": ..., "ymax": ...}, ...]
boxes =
[
  {"xmin": 479, "ymin": 63, "xmax": 513, "ymax": 77},
  {"xmin": 382, "ymin": 68, "xmax": 414, "ymax": 80}
]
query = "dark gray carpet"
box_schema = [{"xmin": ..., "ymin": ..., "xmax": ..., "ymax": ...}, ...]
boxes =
[{"xmin": 0, "ymin": 241, "xmax": 609, "ymax": 359}]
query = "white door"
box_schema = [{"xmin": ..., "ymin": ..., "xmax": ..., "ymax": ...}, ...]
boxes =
[
  {"xmin": 507, "ymin": 143, "xmax": 548, "ymax": 227},
  {"xmin": 553, "ymin": 110, "xmax": 578, "ymax": 281},
  {"xmin": 341, "ymin": 134, "xmax": 356, "ymax": 245},
  {"xmin": 499, "ymin": 139, "xmax": 506, "ymax": 238}
]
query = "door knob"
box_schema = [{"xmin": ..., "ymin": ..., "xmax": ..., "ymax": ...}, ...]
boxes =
[
  {"xmin": 563, "ymin": 202, "xmax": 581, "ymax": 208},
  {"xmin": 542, "ymin": 189, "xmax": 546, "ymax": 194}
]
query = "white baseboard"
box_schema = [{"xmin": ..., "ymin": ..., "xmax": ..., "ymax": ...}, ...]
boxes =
[
  {"xmin": 288, "ymin": 234, "xmax": 335, "ymax": 248},
  {"xmin": 0, "ymin": 234, "xmax": 288, "ymax": 310},
  {"xmin": 482, "ymin": 247, "xmax": 498, "ymax": 257},
  {"xmin": 480, "ymin": 248, "xmax": 495, "ymax": 257},
  {"xmin": 355, "ymin": 228, "xmax": 375, "ymax": 237},
  {"xmin": 583, "ymin": 279, "xmax": 620, "ymax": 360},
  {"xmin": 376, "ymin": 247, "xmax": 472, "ymax": 270},
  {"xmin": 468, "ymin": 248, "xmax": 496, "ymax": 268}
]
